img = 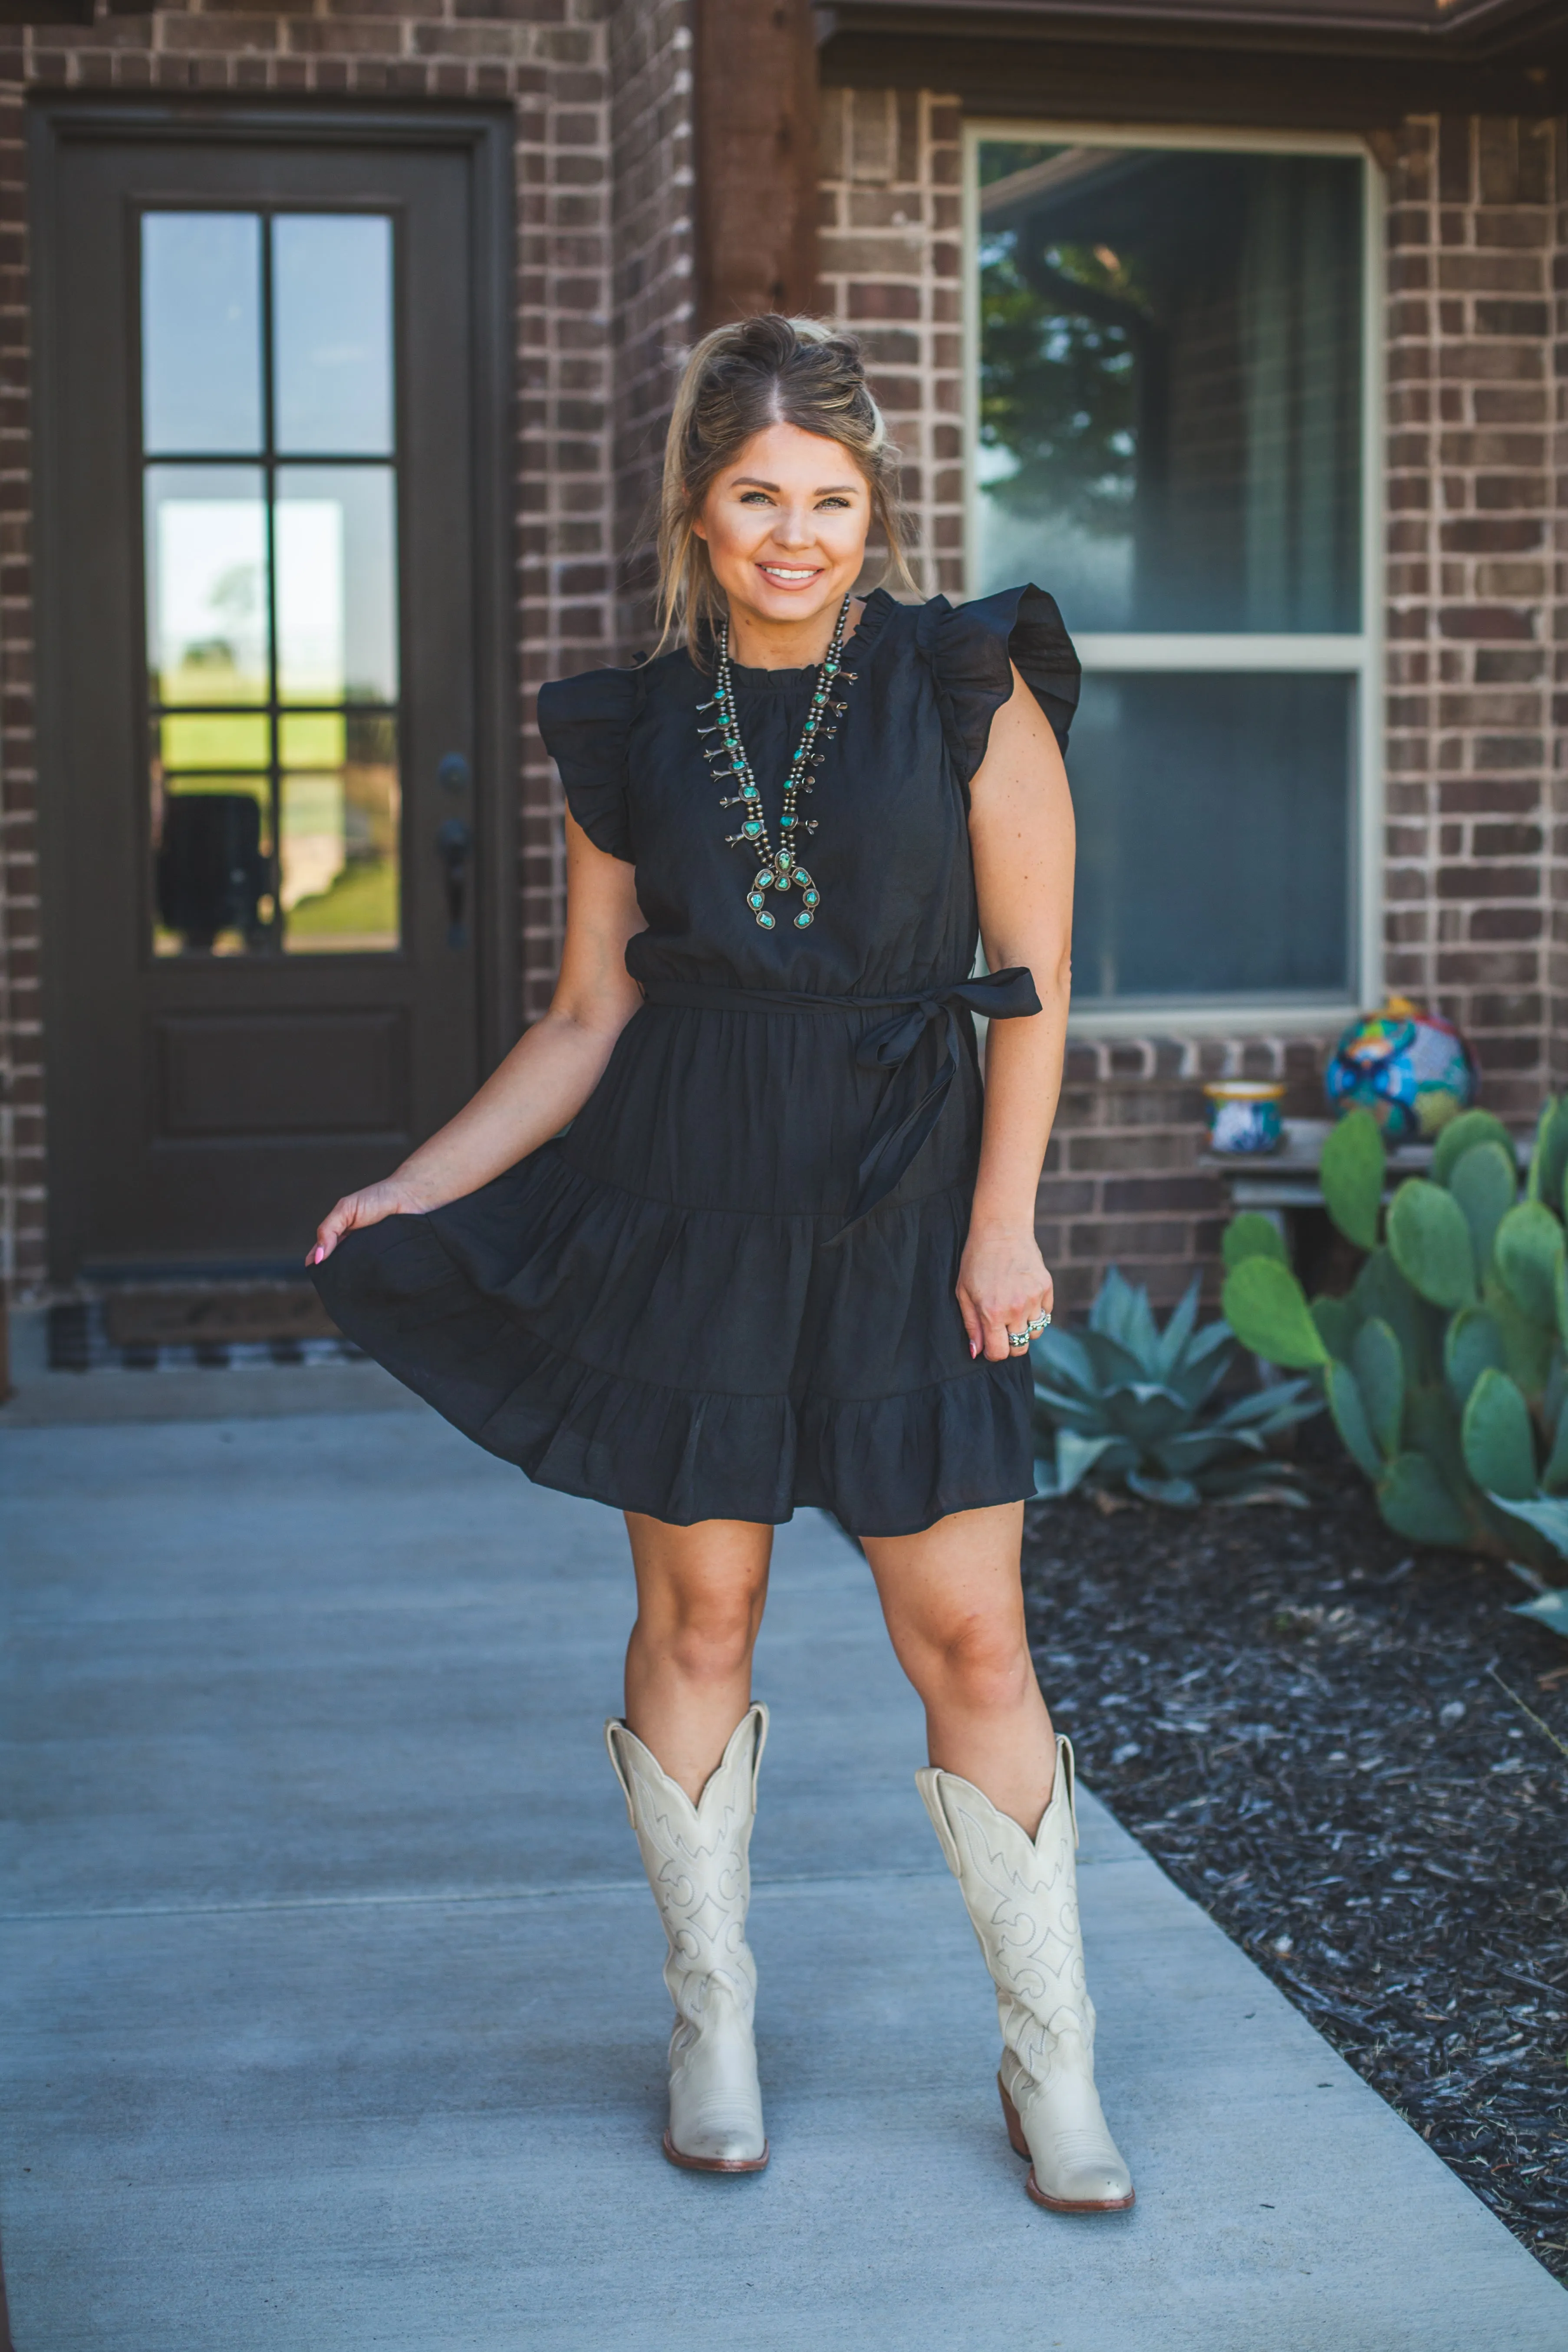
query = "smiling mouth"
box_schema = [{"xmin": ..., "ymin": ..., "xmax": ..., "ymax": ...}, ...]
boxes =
[{"xmin": 757, "ymin": 563, "xmax": 822, "ymax": 584}]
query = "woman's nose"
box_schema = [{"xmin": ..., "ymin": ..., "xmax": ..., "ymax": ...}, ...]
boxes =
[{"xmin": 771, "ymin": 505, "xmax": 814, "ymax": 548}]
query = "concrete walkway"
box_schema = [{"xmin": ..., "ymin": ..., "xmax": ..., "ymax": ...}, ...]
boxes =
[{"xmin": 2, "ymin": 1391, "xmax": 1565, "ymax": 2350}]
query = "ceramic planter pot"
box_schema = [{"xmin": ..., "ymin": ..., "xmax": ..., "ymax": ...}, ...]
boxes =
[{"xmin": 1204, "ymin": 1081, "xmax": 1285, "ymax": 1156}]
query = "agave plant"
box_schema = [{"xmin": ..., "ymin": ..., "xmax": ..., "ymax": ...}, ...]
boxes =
[{"xmin": 1031, "ymin": 1267, "xmax": 1320, "ymax": 1509}]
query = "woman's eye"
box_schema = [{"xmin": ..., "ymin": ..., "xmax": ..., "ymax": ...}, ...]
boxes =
[
  {"xmin": 738, "ymin": 491, "xmax": 773, "ymax": 506},
  {"xmin": 817, "ymin": 495, "xmax": 850, "ymax": 510}
]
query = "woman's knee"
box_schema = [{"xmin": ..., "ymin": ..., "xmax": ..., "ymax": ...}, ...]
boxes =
[
  {"xmin": 908, "ymin": 1609, "xmax": 1036, "ymax": 1715},
  {"xmin": 636, "ymin": 1575, "xmax": 764, "ymax": 1685}
]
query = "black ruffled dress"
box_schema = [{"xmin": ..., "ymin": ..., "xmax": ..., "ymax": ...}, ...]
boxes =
[{"xmin": 315, "ymin": 584, "xmax": 1079, "ymax": 1537}]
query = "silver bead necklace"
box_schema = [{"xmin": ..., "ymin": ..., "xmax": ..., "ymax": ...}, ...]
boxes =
[{"xmin": 695, "ymin": 597, "xmax": 856, "ymax": 931}]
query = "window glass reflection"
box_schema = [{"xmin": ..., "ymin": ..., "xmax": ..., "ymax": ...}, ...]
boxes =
[
  {"xmin": 976, "ymin": 144, "xmax": 1363, "ymax": 631},
  {"xmin": 275, "ymin": 468, "xmax": 399, "ymax": 705},
  {"xmin": 283, "ymin": 715, "xmax": 400, "ymax": 955},
  {"xmin": 273, "ymin": 215, "xmax": 394, "ymax": 455},
  {"xmin": 145, "ymin": 468, "xmax": 269, "ymax": 705},
  {"xmin": 142, "ymin": 214, "xmax": 263, "ymax": 457},
  {"xmin": 1068, "ymin": 672, "xmax": 1353, "ymax": 1004},
  {"xmin": 153, "ymin": 777, "xmax": 274, "ymax": 957}
]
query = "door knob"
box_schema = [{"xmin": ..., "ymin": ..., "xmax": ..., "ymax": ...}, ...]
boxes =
[{"xmin": 436, "ymin": 817, "xmax": 473, "ymax": 949}]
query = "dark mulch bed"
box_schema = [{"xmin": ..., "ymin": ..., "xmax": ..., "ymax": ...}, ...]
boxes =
[{"xmin": 1021, "ymin": 1442, "xmax": 1568, "ymax": 2281}]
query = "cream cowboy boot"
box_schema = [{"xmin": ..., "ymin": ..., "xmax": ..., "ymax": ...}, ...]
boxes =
[
  {"xmin": 918, "ymin": 1736, "xmax": 1134, "ymax": 2212},
  {"xmin": 606, "ymin": 1704, "xmax": 769, "ymax": 2173}
]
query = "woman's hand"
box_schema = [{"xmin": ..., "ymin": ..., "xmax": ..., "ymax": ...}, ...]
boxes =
[
  {"xmin": 309, "ymin": 1176, "xmax": 425, "ymax": 1266},
  {"xmin": 957, "ymin": 1217, "xmax": 1054, "ymax": 1364}
]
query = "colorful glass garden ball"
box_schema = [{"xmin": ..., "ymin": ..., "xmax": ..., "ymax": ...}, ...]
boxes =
[
  {"xmin": 1324, "ymin": 996, "xmax": 1476, "ymax": 1143},
  {"xmin": 1204, "ymin": 1082, "xmax": 1285, "ymax": 1156}
]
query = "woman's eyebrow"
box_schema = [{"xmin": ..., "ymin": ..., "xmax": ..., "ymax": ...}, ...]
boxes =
[{"xmin": 730, "ymin": 476, "xmax": 862, "ymax": 495}]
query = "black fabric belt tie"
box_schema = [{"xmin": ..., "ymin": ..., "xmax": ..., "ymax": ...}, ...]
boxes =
[{"xmin": 638, "ymin": 967, "xmax": 1043, "ymax": 1236}]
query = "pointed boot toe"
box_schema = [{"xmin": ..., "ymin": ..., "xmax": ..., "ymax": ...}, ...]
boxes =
[{"xmin": 662, "ymin": 2125, "xmax": 770, "ymax": 2174}]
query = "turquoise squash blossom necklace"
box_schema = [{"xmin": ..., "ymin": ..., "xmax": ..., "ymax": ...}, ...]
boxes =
[{"xmin": 695, "ymin": 595, "xmax": 856, "ymax": 931}]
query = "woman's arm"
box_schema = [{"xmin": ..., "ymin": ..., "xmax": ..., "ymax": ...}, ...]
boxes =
[
  {"xmin": 958, "ymin": 662, "xmax": 1075, "ymax": 1362},
  {"xmin": 310, "ymin": 813, "xmax": 645, "ymax": 1262}
]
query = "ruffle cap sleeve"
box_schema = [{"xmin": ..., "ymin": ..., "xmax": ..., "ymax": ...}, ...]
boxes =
[
  {"xmin": 536, "ymin": 666, "xmax": 640, "ymax": 863},
  {"xmin": 920, "ymin": 583, "xmax": 1081, "ymax": 790}
]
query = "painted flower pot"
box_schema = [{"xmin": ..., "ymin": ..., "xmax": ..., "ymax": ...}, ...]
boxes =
[{"xmin": 1204, "ymin": 1081, "xmax": 1286, "ymax": 1156}]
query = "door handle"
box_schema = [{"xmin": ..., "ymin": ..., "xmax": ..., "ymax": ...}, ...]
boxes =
[{"xmin": 436, "ymin": 817, "xmax": 473, "ymax": 949}]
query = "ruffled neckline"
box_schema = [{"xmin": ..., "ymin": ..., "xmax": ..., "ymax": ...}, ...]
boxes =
[{"xmin": 723, "ymin": 586, "xmax": 897, "ymax": 691}]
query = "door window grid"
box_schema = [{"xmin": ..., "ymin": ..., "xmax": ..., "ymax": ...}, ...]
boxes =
[
  {"xmin": 963, "ymin": 124, "xmax": 1382, "ymax": 1032},
  {"xmin": 140, "ymin": 208, "xmax": 403, "ymax": 958}
]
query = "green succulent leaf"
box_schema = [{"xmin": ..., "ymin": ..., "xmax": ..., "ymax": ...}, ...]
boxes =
[
  {"xmin": 1351, "ymin": 1247, "xmax": 1436, "ymax": 1379},
  {"xmin": 1325, "ymin": 1359, "xmax": 1385, "ymax": 1482},
  {"xmin": 1222, "ymin": 1257, "xmax": 1330, "ymax": 1368},
  {"xmin": 1460, "ymin": 1367, "xmax": 1538, "ymax": 1501},
  {"xmin": 1433, "ymin": 1108, "xmax": 1515, "ymax": 1189},
  {"xmin": 1321, "ymin": 1109, "xmax": 1385, "ymax": 1250},
  {"xmin": 1485, "ymin": 1489, "xmax": 1568, "ymax": 1562},
  {"xmin": 1221, "ymin": 1215, "xmax": 1288, "ymax": 1272},
  {"xmin": 1376, "ymin": 1452, "xmax": 1473, "ymax": 1549},
  {"xmin": 1446, "ymin": 1140, "xmax": 1517, "ymax": 1281},
  {"xmin": 1542, "ymin": 1393, "xmax": 1568, "ymax": 1497},
  {"xmin": 1482, "ymin": 1273, "xmax": 1555, "ymax": 1403},
  {"xmin": 1509, "ymin": 1587, "xmax": 1568, "ymax": 1641},
  {"xmin": 1387, "ymin": 1178, "xmax": 1479, "ymax": 1311},
  {"xmin": 1152, "ymin": 1274, "xmax": 1203, "ymax": 1377},
  {"xmin": 1492, "ymin": 1201, "xmax": 1565, "ymax": 1329},
  {"xmin": 1443, "ymin": 1306, "xmax": 1506, "ymax": 1412},
  {"xmin": 1038, "ymin": 1430, "xmax": 1121, "ymax": 1497},
  {"xmin": 1350, "ymin": 1317, "xmax": 1404, "ymax": 1458},
  {"xmin": 1090, "ymin": 1268, "xmax": 1161, "ymax": 1370},
  {"xmin": 1526, "ymin": 1096, "xmax": 1568, "ymax": 1213},
  {"xmin": 1311, "ymin": 1295, "xmax": 1354, "ymax": 1360},
  {"xmin": 1125, "ymin": 1472, "xmax": 1203, "ymax": 1509}
]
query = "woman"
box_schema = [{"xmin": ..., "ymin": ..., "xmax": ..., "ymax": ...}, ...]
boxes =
[{"xmin": 310, "ymin": 315, "xmax": 1132, "ymax": 2214}]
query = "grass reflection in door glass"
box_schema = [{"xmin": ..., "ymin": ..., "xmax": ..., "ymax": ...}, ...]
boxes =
[{"xmin": 283, "ymin": 715, "xmax": 400, "ymax": 954}]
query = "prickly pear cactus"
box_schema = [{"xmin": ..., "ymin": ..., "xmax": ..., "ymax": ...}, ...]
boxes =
[{"xmin": 1222, "ymin": 1099, "xmax": 1568, "ymax": 1568}]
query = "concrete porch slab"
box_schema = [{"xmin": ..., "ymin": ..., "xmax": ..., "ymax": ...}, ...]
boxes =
[{"xmin": 1, "ymin": 1412, "xmax": 1563, "ymax": 2350}]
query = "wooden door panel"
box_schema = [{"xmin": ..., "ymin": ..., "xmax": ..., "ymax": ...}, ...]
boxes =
[{"xmin": 33, "ymin": 110, "xmax": 512, "ymax": 1278}]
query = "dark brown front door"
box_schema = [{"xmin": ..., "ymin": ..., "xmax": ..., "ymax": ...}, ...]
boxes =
[{"xmin": 33, "ymin": 109, "xmax": 514, "ymax": 1278}]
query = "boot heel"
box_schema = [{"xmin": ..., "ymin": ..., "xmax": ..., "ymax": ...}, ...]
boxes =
[{"xmin": 998, "ymin": 2072, "xmax": 1030, "ymax": 2159}]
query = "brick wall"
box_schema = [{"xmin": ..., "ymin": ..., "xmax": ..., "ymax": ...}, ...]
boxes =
[
  {"xmin": 1384, "ymin": 113, "xmax": 1565, "ymax": 1129},
  {"xmin": 817, "ymin": 86, "xmax": 964, "ymax": 598},
  {"xmin": 822, "ymin": 86, "xmax": 1568, "ymax": 1310}
]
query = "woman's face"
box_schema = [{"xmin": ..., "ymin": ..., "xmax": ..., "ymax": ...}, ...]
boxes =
[{"xmin": 693, "ymin": 422, "xmax": 871, "ymax": 632}]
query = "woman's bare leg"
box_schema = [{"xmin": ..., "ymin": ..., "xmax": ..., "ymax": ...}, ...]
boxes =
[
  {"xmin": 861, "ymin": 1501, "xmax": 1054, "ymax": 1834},
  {"xmin": 623, "ymin": 1512, "xmax": 774, "ymax": 1800}
]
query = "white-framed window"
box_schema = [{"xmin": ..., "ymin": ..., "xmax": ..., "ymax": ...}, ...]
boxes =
[{"xmin": 963, "ymin": 124, "xmax": 1382, "ymax": 1034}]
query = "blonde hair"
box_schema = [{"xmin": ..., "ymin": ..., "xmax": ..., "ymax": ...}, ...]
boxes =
[{"xmin": 654, "ymin": 313, "xmax": 915, "ymax": 663}]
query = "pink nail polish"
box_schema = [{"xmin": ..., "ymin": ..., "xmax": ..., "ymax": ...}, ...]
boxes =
[{"xmin": 969, "ymin": 1339, "xmax": 978, "ymax": 1359}]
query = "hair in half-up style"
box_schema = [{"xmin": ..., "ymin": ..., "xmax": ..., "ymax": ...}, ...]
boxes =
[{"xmin": 655, "ymin": 314, "xmax": 914, "ymax": 663}]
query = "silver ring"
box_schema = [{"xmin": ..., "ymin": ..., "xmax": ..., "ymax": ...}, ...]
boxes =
[{"xmin": 1006, "ymin": 1311, "xmax": 1052, "ymax": 1349}]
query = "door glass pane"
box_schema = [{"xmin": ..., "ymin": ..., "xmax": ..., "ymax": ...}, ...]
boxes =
[
  {"xmin": 153, "ymin": 777, "xmax": 274, "ymax": 958},
  {"xmin": 273, "ymin": 215, "xmax": 394, "ymax": 455},
  {"xmin": 140, "ymin": 208, "xmax": 402, "ymax": 961},
  {"xmin": 1068, "ymin": 673, "xmax": 1353, "ymax": 1004},
  {"xmin": 283, "ymin": 714, "xmax": 400, "ymax": 954},
  {"xmin": 145, "ymin": 468, "xmax": 269, "ymax": 705},
  {"xmin": 275, "ymin": 467, "xmax": 399, "ymax": 704},
  {"xmin": 975, "ymin": 143, "xmax": 1363, "ymax": 631},
  {"xmin": 142, "ymin": 214, "xmax": 263, "ymax": 456}
]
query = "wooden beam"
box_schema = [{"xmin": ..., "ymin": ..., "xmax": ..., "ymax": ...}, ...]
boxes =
[{"xmin": 695, "ymin": 0, "xmax": 819, "ymax": 329}]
